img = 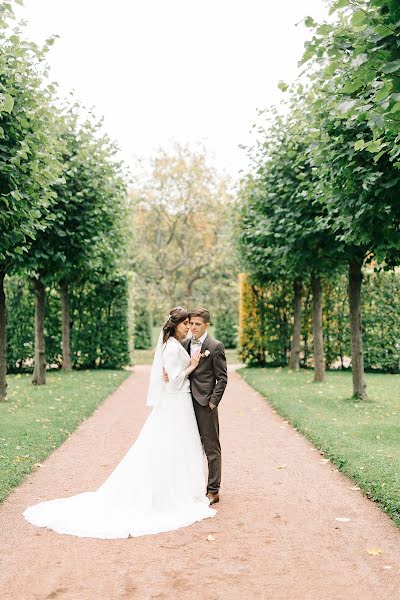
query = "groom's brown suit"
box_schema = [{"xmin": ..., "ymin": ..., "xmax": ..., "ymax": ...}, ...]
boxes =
[{"xmin": 182, "ymin": 335, "xmax": 228, "ymax": 494}]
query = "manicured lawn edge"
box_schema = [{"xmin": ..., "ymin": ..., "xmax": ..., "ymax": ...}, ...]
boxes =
[
  {"xmin": 238, "ymin": 367, "xmax": 400, "ymax": 527},
  {"xmin": 0, "ymin": 369, "xmax": 131, "ymax": 503}
]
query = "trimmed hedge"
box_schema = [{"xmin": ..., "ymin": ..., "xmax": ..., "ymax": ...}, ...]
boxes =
[
  {"xmin": 214, "ymin": 311, "xmax": 237, "ymax": 349},
  {"xmin": 133, "ymin": 305, "xmax": 152, "ymax": 349},
  {"xmin": 6, "ymin": 274, "xmax": 130, "ymax": 371},
  {"xmin": 239, "ymin": 270, "xmax": 400, "ymax": 373},
  {"xmin": 362, "ymin": 271, "xmax": 400, "ymax": 373}
]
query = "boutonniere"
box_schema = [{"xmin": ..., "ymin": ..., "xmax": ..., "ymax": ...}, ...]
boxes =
[{"xmin": 200, "ymin": 349, "xmax": 211, "ymax": 358}]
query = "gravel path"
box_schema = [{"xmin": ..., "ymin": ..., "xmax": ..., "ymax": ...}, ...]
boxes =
[{"xmin": 1, "ymin": 366, "xmax": 400, "ymax": 600}]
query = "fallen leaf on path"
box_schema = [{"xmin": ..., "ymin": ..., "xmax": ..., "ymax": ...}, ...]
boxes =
[
  {"xmin": 367, "ymin": 548, "xmax": 383, "ymax": 556},
  {"xmin": 349, "ymin": 486, "xmax": 360, "ymax": 491},
  {"xmin": 276, "ymin": 464, "xmax": 287, "ymax": 469},
  {"xmin": 206, "ymin": 535, "xmax": 216, "ymax": 542},
  {"xmin": 34, "ymin": 463, "xmax": 45, "ymax": 468},
  {"xmin": 335, "ymin": 517, "xmax": 351, "ymax": 522},
  {"xmin": 383, "ymin": 565, "xmax": 392, "ymax": 570},
  {"xmin": 320, "ymin": 459, "xmax": 330, "ymax": 464}
]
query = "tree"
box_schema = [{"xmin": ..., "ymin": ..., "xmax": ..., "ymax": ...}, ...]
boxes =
[
  {"xmin": 240, "ymin": 0, "xmax": 400, "ymax": 396},
  {"xmin": 25, "ymin": 105, "xmax": 127, "ymax": 382},
  {"xmin": 129, "ymin": 144, "xmax": 238, "ymax": 321},
  {"xmin": 0, "ymin": 7, "xmax": 63, "ymax": 398},
  {"xmin": 301, "ymin": 0, "xmax": 400, "ymax": 397},
  {"xmin": 239, "ymin": 103, "xmax": 343, "ymax": 380}
]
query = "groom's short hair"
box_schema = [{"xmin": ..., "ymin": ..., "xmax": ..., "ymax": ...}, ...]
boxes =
[{"xmin": 189, "ymin": 307, "xmax": 210, "ymax": 324}]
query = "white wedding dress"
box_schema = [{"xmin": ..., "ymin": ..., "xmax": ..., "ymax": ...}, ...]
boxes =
[{"xmin": 22, "ymin": 336, "xmax": 216, "ymax": 538}]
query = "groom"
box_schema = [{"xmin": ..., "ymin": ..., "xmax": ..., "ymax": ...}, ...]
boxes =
[{"xmin": 183, "ymin": 307, "xmax": 228, "ymax": 505}]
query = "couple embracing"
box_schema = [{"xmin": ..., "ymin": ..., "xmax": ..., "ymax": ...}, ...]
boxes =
[{"xmin": 23, "ymin": 306, "xmax": 228, "ymax": 539}]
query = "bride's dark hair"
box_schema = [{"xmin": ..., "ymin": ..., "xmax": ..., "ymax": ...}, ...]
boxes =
[{"xmin": 162, "ymin": 306, "xmax": 189, "ymax": 344}]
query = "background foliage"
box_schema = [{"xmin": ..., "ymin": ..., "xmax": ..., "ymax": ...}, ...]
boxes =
[
  {"xmin": 6, "ymin": 274, "xmax": 130, "ymax": 371},
  {"xmin": 129, "ymin": 144, "xmax": 239, "ymax": 331},
  {"xmin": 239, "ymin": 270, "xmax": 400, "ymax": 373},
  {"xmin": 133, "ymin": 305, "xmax": 152, "ymax": 350},
  {"xmin": 214, "ymin": 311, "xmax": 238, "ymax": 349}
]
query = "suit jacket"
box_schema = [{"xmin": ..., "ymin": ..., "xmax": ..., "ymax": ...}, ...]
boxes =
[{"xmin": 181, "ymin": 335, "xmax": 228, "ymax": 407}]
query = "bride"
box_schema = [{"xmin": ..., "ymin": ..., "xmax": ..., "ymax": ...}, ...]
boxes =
[{"xmin": 22, "ymin": 307, "xmax": 216, "ymax": 538}]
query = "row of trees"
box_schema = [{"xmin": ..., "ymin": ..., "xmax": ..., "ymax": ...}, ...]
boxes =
[
  {"xmin": 6, "ymin": 275, "xmax": 130, "ymax": 371},
  {"xmin": 239, "ymin": 0, "xmax": 400, "ymax": 399},
  {"xmin": 239, "ymin": 271, "xmax": 400, "ymax": 373},
  {"xmin": 0, "ymin": 4, "xmax": 127, "ymax": 399}
]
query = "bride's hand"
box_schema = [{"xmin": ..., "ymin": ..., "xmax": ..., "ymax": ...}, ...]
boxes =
[
  {"xmin": 190, "ymin": 351, "xmax": 201, "ymax": 369},
  {"xmin": 185, "ymin": 351, "xmax": 201, "ymax": 377}
]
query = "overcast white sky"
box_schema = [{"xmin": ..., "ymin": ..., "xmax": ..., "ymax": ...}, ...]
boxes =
[{"xmin": 16, "ymin": 0, "xmax": 330, "ymax": 178}]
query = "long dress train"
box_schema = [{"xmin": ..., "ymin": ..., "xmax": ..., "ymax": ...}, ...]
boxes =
[{"xmin": 22, "ymin": 337, "xmax": 216, "ymax": 538}]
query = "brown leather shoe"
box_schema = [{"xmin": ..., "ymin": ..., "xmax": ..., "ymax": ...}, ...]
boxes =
[{"xmin": 206, "ymin": 492, "xmax": 219, "ymax": 505}]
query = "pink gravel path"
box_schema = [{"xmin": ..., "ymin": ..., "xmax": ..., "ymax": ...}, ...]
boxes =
[{"xmin": 1, "ymin": 366, "xmax": 400, "ymax": 600}]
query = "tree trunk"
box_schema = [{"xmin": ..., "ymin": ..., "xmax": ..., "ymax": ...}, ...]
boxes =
[
  {"xmin": 32, "ymin": 278, "xmax": 46, "ymax": 385},
  {"xmin": 0, "ymin": 270, "xmax": 7, "ymax": 401},
  {"xmin": 348, "ymin": 259, "xmax": 367, "ymax": 399},
  {"xmin": 60, "ymin": 281, "xmax": 72, "ymax": 370},
  {"xmin": 289, "ymin": 279, "xmax": 303, "ymax": 370},
  {"xmin": 312, "ymin": 273, "xmax": 325, "ymax": 383}
]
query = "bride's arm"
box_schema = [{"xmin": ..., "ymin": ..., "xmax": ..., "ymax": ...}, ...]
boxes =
[{"xmin": 163, "ymin": 347, "xmax": 199, "ymax": 389}]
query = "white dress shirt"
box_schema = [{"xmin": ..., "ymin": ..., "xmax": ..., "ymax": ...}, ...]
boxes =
[{"xmin": 190, "ymin": 331, "xmax": 208, "ymax": 357}]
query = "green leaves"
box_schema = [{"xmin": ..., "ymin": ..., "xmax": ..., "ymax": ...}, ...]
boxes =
[
  {"xmin": 372, "ymin": 24, "xmax": 393, "ymax": 41},
  {"xmin": 389, "ymin": 101, "xmax": 400, "ymax": 114},
  {"xmin": 0, "ymin": 12, "xmax": 64, "ymax": 273},
  {"xmin": 374, "ymin": 82, "xmax": 393, "ymax": 103},
  {"xmin": 329, "ymin": 0, "xmax": 350, "ymax": 14},
  {"xmin": 0, "ymin": 5, "xmax": 127, "ymax": 286},
  {"xmin": 0, "ymin": 93, "xmax": 14, "ymax": 113},
  {"xmin": 381, "ymin": 60, "xmax": 400, "ymax": 74},
  {"xmin": 363, "ymin": 139, "xmax": 385, "ymax": 154},
  {"xmin": 304, "ymin": 16, "xmax": 316, "ymax": 28},
  {"xmin": 240, "ymin": 0, "xmax": 400, "ymax": 305},
  {"xmin": 337, "ymin": 99, "xmax": 358, "ymax": 114},
  {"xmin": 351, "ymin": 10, "xmax": 368, "ymax": 27},
  {"xmin": 342, "ymin": 79, "xmax": 364, "ymax": 94}
]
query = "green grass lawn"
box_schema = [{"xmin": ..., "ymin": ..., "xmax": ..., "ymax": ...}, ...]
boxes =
[
  {"xmin": 238, "ymin": 367, "xmax": 400, "ymax": 526},
  {"xmin": 0, "ymin": 369, "xmax": 131, "ymax": 503}
]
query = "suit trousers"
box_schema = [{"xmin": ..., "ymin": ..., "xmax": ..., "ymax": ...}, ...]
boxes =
[{"xmin": 192, "ymin": 399, "xmax": 221, "ymax": 494}]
